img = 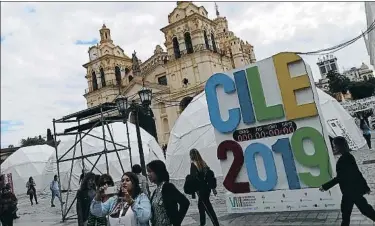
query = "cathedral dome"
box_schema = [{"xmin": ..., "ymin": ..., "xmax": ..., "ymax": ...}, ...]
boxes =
[{"xmin": 360, "ymin": 62, "xmax": 369, "ymax": 70}]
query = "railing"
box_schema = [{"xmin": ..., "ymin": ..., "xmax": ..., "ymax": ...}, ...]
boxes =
[
  {"xmin": 168, "ymin": 44, "xmax": 224, "ymax": 61},
  {"xmin": 84, "ymin": 79, "xmax": 122, "ymax": 94}
]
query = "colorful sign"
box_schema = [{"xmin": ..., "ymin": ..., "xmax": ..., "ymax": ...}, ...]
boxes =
[
  {"xmin": 1, "ymin": 173, "xmax": 14, "ymax": 193},
  {"xmin": 205, "ymin": 52, "xmax": 341, "ymax": 213}
]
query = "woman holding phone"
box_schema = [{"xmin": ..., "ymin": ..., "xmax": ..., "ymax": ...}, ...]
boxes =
[
  {"xmin": 26, "ymin": 177, "xmax": 38, "ymax": 205},
  {"xmin": 87, "ymin": 174, "xmax": 115, "ymax": 226},
  {"xmin": 90, "ymin": 172, "xmax": 151, "ymax": 226}
]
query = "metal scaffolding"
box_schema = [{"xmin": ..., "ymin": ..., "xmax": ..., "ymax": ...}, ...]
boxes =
[{"xmin": 52, "ymin": 102, "xmax": 132, "ymax": 222}]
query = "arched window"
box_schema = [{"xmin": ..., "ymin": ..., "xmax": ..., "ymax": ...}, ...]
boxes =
[
  {"xmin": 172, "ymin": 37, "xmax": 181, "ymax": 59},
  {"xmin": 92, "ymin": 71, "xmax": 98, "ymax": 91},
  {"xmin": 115, "ymin": 66, "xmax": 121, "ymax": 85},
  {"xmin": 211, "ymin": 33, "xmax": 217, "ymax": 53},
  {"xmin": 184, "ymin": 32, "xmax": 194, "ymax": 54},
  {"xmin": 204, "ymin": 31, "xmax": 210, "ymax": 50},
  {"xmin": 129, "ymin": 75, "xmax": 133, "ymax": 82},
  {"xmin": 100, "ymin": 68, "xmax": 106, "ymax": 87}
]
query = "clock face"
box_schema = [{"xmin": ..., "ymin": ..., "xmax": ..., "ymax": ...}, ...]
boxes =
[{"xmin": 90, "ymin": 48, "xmax": 98, "ymax": 61}]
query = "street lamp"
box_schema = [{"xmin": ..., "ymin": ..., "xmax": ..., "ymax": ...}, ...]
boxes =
[
  {"xmin": 138, "ymin": 87, "xmax": 152, "ymax": 107},
  {"xmin": 115, "ymin": 87, "xmax": 153, "ymax": 178},
  {"xmin": 115, "ymin": 95, "xmax": 129, "ymax": 116}
]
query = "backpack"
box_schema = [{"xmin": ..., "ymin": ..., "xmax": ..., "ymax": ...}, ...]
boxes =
[
  {"xmin": 204, "ymin": 168, "xmax": 217, "ymax": 190},
  {"xmin": 183, "ymin": 174, "xmax": 199, "ymax": 195}
]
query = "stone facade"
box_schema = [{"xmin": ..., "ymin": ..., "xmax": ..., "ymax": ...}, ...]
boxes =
[
  {"xmin": 343, "ymin": 62, "xmax": 374, "ymax": 82},
  {"xmin": 83, "ymin": 1, "xmax": 256, "ymax": 145}
]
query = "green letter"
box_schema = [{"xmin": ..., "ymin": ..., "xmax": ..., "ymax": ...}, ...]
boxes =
[{"xmin": 246, "ymin": 66, "xmax": 284, "ymax": 121}]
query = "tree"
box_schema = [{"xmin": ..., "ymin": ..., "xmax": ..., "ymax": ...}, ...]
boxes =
[
  {"xmin": 20, "ymin": 136, "xmax": 46, "ymax": 147},
  {"xmin": 326, "ymin": 70, "xmax": 351, "ymax": 94},
  {"xmin": 46, "ymin": 128, "xmax": 53, "ymax": 141},
  {"xmin": 349, "ymin": 81, "xmax": 375, "ymax": 100},
  {"xmin": 8, "ymin": 145, "xmax": 14, "ymax": 148}
]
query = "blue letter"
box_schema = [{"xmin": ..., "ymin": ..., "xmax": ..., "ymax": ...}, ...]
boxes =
[
  {"xmin": 245, "ymin": 143, "xmax": 278, "ymax": 191},
  {"xmin": 234, "ymin": 70, "xmax": 255, "ymax": 124},
  {"xmin": 205, "ymin": 73, "xmax": 241, "ymax": 133},
  {"xmin": 272, "ymin": 138, "xmax": 301, "ymax": 190}
]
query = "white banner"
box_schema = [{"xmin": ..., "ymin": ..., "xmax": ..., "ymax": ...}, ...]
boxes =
[
  {"xmin": 227, "ymin": 188, "xmax": 337, "ymax": 212},
  {"xmin": 341, "ymin": 96, "xmax": 375, "ymax": 114},
  {"xmin": 327, "ymin": 119, "xmax": 359, "ymax": 150}
]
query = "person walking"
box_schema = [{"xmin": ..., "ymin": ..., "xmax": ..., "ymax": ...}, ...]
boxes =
[
  {"xmin": 132, "ymin": 164, "xmax": 149, "ymax": 196},
  {"xmin": 26, "ymin": 177, "xmax": 38, "ymax": 205},
  {"xmin": 87, "ymin": 174, "xmax": 115, "ymax": 226},
  {"xmin": 90, "ymin": 172, "xmax": 151, "ymax": 226},
  {"xmin": 188, "ymin": 149, "xmax": 219, "ymax": 226},
  {"xmin": 320, "ymin": 136, "xmax": 375, "ymax": 226},
  {"xmin": 50, "ymin": 175, "xmax": 64, "ymax": 207},
  {"xmin": 360, "ymin": 117, "xmax": 372, "ymax": 150},
  {"xmin": 147, "ymin": 160, "xmax": 190, "ymax": 226},
  {"xmin": 77, "ymin": 172, "xmax": 96, "ymax": 226},
  {"xmin": 0, "ymin": 175, "xmax": 17, "ymax": 226}
]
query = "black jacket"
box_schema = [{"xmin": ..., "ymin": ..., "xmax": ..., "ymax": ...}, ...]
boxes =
[
  {"xmin": 322, "ymin": 152, "xmax": 370, "ymax": 196},
  {"xmin": 190, "ymin": 163, "xmax": 211, "ymax": 199},
  {"xmin": 76, "ymin": 189, "xmax": 95, "ymax": 225},
  {"xmin": 151, "ymin": 182, "xmax": 190, "ymax": 226}
]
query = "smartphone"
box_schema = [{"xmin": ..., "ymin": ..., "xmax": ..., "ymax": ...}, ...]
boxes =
[{"xmin": 104, "ymin": 186, "xmax": 117, "ymax": 195}]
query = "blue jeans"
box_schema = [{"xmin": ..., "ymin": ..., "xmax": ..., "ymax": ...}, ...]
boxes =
[{"xmin": 51, "ymin": 190, "xmax": 62, "ymax": 205}]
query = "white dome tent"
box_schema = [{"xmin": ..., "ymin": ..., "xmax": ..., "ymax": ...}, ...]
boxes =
[
  {"xmin": 166, "ymin": 89, "xmax": 367, "ymax": 180},
  {"xmin": 0, "ymin": 145, "xmax": 56, "ymax": 195},
  {"xmin": 1, "ymin": 122, "xmax": 164, "ymax": 195}
]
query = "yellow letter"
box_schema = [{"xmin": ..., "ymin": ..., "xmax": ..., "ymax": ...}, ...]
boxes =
[{"xmin": 273, "ymin": 52, "xmax": 318, "ymax": 120}]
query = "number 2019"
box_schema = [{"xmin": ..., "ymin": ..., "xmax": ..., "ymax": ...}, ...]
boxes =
[{"xmin": 217, "ymin": 127, "xmax": 333, "ymax": 193}]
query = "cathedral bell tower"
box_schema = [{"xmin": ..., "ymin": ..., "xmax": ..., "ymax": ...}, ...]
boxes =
[{"xmin": 100, "ymin": 24, "xmax": 113, "ymax": 44}]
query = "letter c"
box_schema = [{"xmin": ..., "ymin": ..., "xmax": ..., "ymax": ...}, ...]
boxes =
[{"xmin": 205, "ymin": 73, "xmax": 241, "ymax": 133}]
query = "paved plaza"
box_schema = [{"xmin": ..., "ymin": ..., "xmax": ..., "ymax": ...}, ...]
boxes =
[{"xmin": 9, "ymin": 142, "xmax": 375, "ymax": 226}]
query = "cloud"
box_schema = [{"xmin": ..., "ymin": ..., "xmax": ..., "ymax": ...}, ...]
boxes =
[
  {"xmin": 75, "ymin": 38, "xmax": 98, "ymax": 45},
  {"xmin": 0, "ymin": 2, "xmax": 371, "ymax": 148},
  {"xmin": 1, "ymin": 120, "xmax": 24, "ymax": 133}
]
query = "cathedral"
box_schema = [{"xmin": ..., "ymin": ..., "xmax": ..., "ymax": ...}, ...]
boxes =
[{"xmin": 83, "ymin": 1, "xmax": 257, "ymax": 146}]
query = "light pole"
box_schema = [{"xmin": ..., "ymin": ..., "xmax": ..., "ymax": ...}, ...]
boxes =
[{"xmin": 115, "ymin": 87, "xmax": 153, "ymax": 177}]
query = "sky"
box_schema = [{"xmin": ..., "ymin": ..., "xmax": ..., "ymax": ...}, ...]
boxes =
[{"xmin": 0, "ymin": 1, "xmax": 372, "ymax": 148}]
